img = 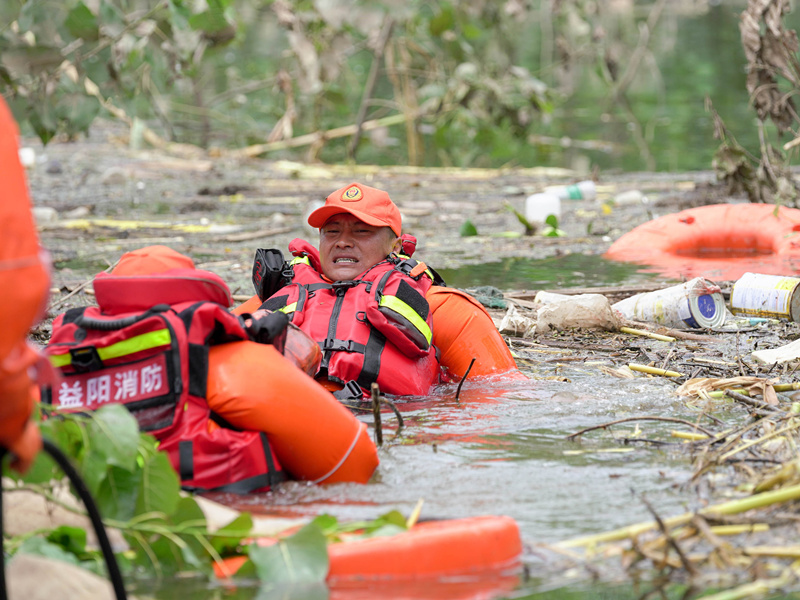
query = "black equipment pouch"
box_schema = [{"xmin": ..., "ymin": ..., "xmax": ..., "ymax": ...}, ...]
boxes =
[{"xmin": 252, "ymin": 248, "xmax": 293, "ymax": 301}]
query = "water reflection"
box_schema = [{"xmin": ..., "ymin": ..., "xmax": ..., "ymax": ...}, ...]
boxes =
[{"xmin": 436, "ymin": 254, "xmax": 660, "ymax": 290}]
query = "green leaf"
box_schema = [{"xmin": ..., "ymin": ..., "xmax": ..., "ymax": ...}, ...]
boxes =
[
  {"xmin": 14, "ymin": 537, "xmax": 81, "ymax": 567},
  {"xmin": 429, "ymin": 4, "xmax": 455, "ymax": 36},
  {"xmin": 28, "ymin": 105, "xmax": 57, "ymax": 145},
  {"xmin": 542, "ymin": 226, "xmax": 565, "ymax": 237},
  {"xmin": 135, "ymin": 450, "xmax": 181, "ymax": 516},
  {"xmin": 460, "ymin": 219, "xmax": 478, "ymax": 237},
  {"xmin": 309, "ymin": 514, "xmax": 339, "ymax": 539},
  {"xmin": 93, "ymin": 465, "xmax": 142, "ymax": 521},
  {"xmin": 363, "ymin": 523, "xmax": 407, "ymax": 538},
  {"xmin": 248, "ymin": 522, "xmax": 329, "ymax": 583},
  {"xmin": 56, "ymin": 92, "xmax": 100, "ymax": 136},
  {"xmin": 210, "ymin": 512, "xmax": 253, "ymax": 555},
  {"xmin": 87, "ymin": 404, "xmax": 140, "ymax": 471},
  {"xmin": 188, "ymin": 0, "xmax": 231, "ymax": 33},
  {"xmin": 65, "ymin": 2, "xmax": 99, "ymax": 41},
  {"xmin": 46, "ymin": 526, "xmax": 88, "ymax": 557},
  {"xmin": 544, "ymin": 214, "xmax": 559, "ymax": 228}
]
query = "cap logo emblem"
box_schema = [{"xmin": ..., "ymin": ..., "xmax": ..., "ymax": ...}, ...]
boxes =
[{"xmin": 341, "ymin": 185, "xmax": 363, "ymax": 202}]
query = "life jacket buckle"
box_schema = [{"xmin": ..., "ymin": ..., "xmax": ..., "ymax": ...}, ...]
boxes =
[
  {"xmin": 331, "ymin": 280, "xmax": 357, "ymax": 295},
  {"xmin": 333, "ymin": 380, "xmax": 364, "ymax": 401}
]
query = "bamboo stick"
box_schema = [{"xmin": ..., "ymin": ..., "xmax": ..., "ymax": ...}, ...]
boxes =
[
  {"xmin": 620, "ymin": 327, "xmax": 676, "ymax": 342},
  {"xmin": 670, "ymin": 430, "xmax": 709, "ymax": 441},
  {"xmin": 628, "ymin": 363, "xmax": 683, "ymax": 377},
  {"xmin": 555, "ymin": 483, "xmax": 800, "ymax": 549}
]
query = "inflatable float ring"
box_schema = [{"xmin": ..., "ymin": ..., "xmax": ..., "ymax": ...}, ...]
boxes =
[{"xmin": 604, "ymin": 203, "xmax": 800, "ymax": 280}]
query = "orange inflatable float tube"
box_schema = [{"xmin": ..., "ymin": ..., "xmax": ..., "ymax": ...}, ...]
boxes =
[
  {"xmin": 0, "ymin": 97, "xmax": 49, "ymax": 472},
  {"xmin": 426, "ymin": 286, "xmax": 524, "ymax": 381},
  {"xmin": 207, "ymin": 341, "xmax": 378, "ymax": 484},
  {"xmin": 213, "ymin": 514, "xmax": 522, "ymax": 583},
  {"xmin": 604, "ymin": 203, "xmax": 800, "ymax": 280}
]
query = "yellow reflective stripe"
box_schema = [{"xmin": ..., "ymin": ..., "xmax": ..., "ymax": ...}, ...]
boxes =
[
  {"xmin": 49, "ymin": 353, "xmax": 71, "ymax": 368},
  {"xmin": 379, "ymin": 295, "xmax": 432, "ymax": 344},
  {"xmin": 280, "ymin": 302, "xmax": 297, "ymax": 314},
  {"xmin": 290, "ymin": 256, "xmax": 310, "ymax": 266},
  {"xmin": 48, "ymin": 329, "xmax": 172, "ymax": 368}
]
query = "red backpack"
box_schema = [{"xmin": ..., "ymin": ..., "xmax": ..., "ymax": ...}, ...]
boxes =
[{"xmin": 44, "ymin": 269, "xmax": 285, "ymax": 493}]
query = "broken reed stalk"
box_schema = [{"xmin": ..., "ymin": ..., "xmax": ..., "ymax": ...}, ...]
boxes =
[
  {"xmin": 371, "ymin": 383, "xmax": 383, "ymax": 447},
  {"xmin": 723, "ymin": 389, "xmax": 779, "ymax": 412},
  {"xmin": 556, "ymin": 483, "xmax": 800, "ymax": 550},
  {"xmin": 628, "ymin": 363, "xmax": 683, "ymax": 377},
  {"xmin": 566, "ymin": 416, "xmax": 715, "ymax": 440},
  {"xmin": 48, "ymin": 260, "xmax": 118, "ymax": 312},
  {"xmin": 379, "ymin": 397, "xmax": 404, "ymax": 436},
  {"xmin": 638, "ymin": 491, "xmax": 698, "ymax": 576},
  {"xmin": 719, "ymin": 421, "xmax": 800, "ymax": 462},
  {"xmin": 620, "ymin": 326, "xmax": 676, "ymax": 342}
]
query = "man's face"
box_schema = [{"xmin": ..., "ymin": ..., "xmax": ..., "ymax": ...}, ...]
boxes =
[{"xmin": 319, "ymin": 213, "xmax": 398, "ymax": 281}]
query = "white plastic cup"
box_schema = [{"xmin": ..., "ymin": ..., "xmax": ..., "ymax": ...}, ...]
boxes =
[
  {"xmin": 524, "ymin": 192, "xmax": 561, "ymax": 225},
  {"xmin": 544, "ymin": 180, "xmax": 596, "ymax": 201}
]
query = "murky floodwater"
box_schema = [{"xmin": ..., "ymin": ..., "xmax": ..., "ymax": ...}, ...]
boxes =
[{"xmin": 436, "ymin": 254, "xmax": 661, "ymax": 290}]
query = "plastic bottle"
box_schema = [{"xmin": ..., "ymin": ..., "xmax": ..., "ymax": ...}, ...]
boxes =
[
  {"xmin": 524, "ymin": 192, "xmax": 561, "ymax": 225},
  {"xmin": 544, "ymin": 180, "xmax": 596, "ymax": 202}
]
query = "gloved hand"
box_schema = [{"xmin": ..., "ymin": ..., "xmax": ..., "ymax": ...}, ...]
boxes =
[{"xmin": 242, "ymin": 309, "xmax": 290, "ymax": 353}]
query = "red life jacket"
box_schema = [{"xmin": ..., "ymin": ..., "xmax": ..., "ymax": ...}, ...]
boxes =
[
  {"xmin": 44, "ymin": 269, "xmax": 284, "ymax": 494},
  {"xmin": 260, "ymin": 240, "xmax": 440, "ymax": 397}
]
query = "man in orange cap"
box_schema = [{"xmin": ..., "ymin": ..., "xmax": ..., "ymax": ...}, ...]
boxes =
[{"xmin": 258, "ymin": 182, "xmax": 441, "ymax": 399}]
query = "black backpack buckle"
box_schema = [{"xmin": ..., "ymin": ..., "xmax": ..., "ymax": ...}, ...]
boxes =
[
  {"xmin": 333, "ymin": 380, "xmax": 365, "ymax": 401},
  {"xmin": 70, "ymin": 346, "xmax": 104, "ymax": 373}
]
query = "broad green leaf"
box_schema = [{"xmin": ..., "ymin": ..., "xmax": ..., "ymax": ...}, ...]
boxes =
[
  {"xmin": 14, "ymin": 448, "xmax": 57, "ymax": 484},
  {"xmin": 94, "ymin": 465, "xmax": 142, "ymax": 522},
  {"xmin": 135, "ymin": 450, "xmax": 180, "ymax": 516},
  {"xmin": 65, "ymin": 2, "xmax": 99, "ymax": 41},
  {"xmin": 188, "ymin": 0, "xmax": 232, "ymax": 33},
  {"xmin": 171, "ymin": 496, "xmax": 206, "ymax": 526},
  {"xmin": 87, "ymin": 404, "xmax": 139, "ymax": 471},
  {"xmin": 248, "ymin": 523, "xmax": 329, "ymax": 583},
  {"xmin": 210, "ymin": 512, "xmax": 253, "ymax": 555},
  {"xmin": 56, "ymin": 92, "xmax": 100, "ymax": 135},
  {"xmin": 28, "ymin": 105, "xmax": 57, "ymax": 145}
]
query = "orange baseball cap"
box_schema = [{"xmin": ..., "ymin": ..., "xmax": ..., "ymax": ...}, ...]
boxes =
[{"xmin": 307, "ymin": 182, "xmax": 402, "ymax": 236}]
